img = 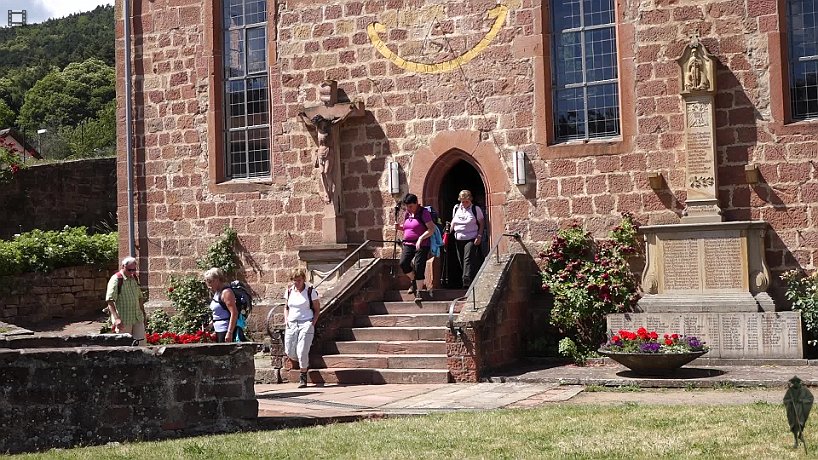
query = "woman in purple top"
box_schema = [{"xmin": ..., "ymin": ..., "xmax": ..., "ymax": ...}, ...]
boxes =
[{"xmin": 395, "ymin": 193, "xmax": 436, "ymax": 298}]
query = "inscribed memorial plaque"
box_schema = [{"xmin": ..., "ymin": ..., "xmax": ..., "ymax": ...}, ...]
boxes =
[
  {"xmin": 662, "ymin": 238, "xmax": 701, "ymax": 291},
  {"xmin": 703, "ymin": 236, "xmax": 744, "ymax": 290}
]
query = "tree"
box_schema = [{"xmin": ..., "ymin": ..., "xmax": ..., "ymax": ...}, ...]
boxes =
[
  {"xmin": 17, "ymin": 58, "xmax": 114, "ymax": 133},
  {"xmin": 0, "ymin": 99, "xmax": 14, "ymax": 128}
]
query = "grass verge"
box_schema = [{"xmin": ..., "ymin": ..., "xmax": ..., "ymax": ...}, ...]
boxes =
[{"xmin": 10, "ymin": 403, "xmax": 809, "ymax": 459}]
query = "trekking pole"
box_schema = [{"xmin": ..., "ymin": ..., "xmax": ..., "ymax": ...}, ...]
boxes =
[
  {"xmin": 390, "ymin": 202, "xmax": 401, "ymax": 276},
  {"xmin": 441, "ymin": 221, "xmax": 450, "ymax": 286}
]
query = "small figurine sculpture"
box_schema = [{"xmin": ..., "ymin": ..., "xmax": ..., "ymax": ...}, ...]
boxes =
[{"xmin": 784, "ymin": 375, "xmax": 814, "ymax": 452}]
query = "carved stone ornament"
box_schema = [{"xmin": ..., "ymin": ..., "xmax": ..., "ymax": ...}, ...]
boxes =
[{"xmin": 676, "ymin": 34, "xmax": 716, "ymax": 94}]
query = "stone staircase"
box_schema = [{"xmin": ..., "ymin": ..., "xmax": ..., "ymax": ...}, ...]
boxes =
[{"xmin": 289, "ymin": 288, "xmax": 465, "ymax": 385}]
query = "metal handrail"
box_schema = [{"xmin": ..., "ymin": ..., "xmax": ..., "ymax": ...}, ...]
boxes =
[
  {"xmin": 447, "ymin": 232, "xmax": 526, "ymax": 332},
  {"xmin": 314, "ymin": 239, "xmax": 398, "ymax": 290},
  {"xmin": 265, "ymin": 239, "xmax": 398, "ymax": 335}
]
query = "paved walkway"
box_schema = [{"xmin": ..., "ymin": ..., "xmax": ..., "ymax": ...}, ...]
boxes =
[{"xmin": 253, "ymin": 360, "xmax": 814, "ymax": 426}]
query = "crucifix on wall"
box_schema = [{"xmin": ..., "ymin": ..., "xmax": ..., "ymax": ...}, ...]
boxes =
[{"xmin": 298, "ymin": 80, "xmax": 365, "ymax": 243}]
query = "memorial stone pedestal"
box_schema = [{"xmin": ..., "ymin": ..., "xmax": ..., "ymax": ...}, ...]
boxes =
[{"xmin": 607, "ymin": 36, "xmax": 803, "ymax": 359}]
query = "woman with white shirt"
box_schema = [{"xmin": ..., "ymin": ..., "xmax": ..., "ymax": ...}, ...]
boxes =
[
  {"xmin": 450, "ymin": 190, "xmax": 485, "ymax": 289},
  {"xmin": 284, "ymin": 268, "xmax": 321, "ymax": 388}
]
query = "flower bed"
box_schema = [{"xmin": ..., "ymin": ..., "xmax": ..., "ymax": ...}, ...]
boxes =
[
  {"xmin": 146, "ymin": 330, "xmax": 217, "ymax": 345},
  {"xmin": 601, "ymin": 327, "xmax": 708, "ymax": 354}
]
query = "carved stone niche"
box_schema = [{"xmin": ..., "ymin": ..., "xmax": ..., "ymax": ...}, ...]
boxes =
[{"xmin": 676, "ymin": 36, "xmax": 717, "ymax": 95}]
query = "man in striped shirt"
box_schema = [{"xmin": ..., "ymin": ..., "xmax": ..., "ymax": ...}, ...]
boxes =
[{"xmin": 105, "ymin": 257, "xmax": 146, "ymax": 344}]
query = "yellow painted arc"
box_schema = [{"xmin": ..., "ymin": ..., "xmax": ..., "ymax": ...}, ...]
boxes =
[{"xmin": 366, "ymin": 4, "xmax": 509, "ymax": 74}]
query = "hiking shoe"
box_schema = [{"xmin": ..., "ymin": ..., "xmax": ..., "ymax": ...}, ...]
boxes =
[
  {"xmin": 298, "ymin": 372, "xmax": 308, "ymax": 388},
  {"xmin": 407, "ymin": 280, "xmax": 417, "ymax": 295}
]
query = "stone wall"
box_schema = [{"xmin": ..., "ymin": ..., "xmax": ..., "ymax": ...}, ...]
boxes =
[
  {"xmin": 449, "ymin": 253, "xmax": 546, "ymax": 382},
  {"xmin": 0, "ymin": 158, "xmax": 117, "ymax": 239},
  {"xmin": 117, "ymin": 1, "xmax": 818, "ymax": 307},
  {"xmin": 0, "ymin": 264, "xmax": 117, "ymax": 325},
  {"xmin": 0, "ymin": 340, "xmax": 257, "ymax": 454}
]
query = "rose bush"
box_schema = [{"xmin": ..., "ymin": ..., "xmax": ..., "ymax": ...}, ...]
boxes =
[
  {"xmin": 600, "ymin": 327, "xmax": 708, "ymax": 354},
  {"xmin": 146, "ymin": 330, "xmax": 217, "ymax": 345},
  {"xmin": 539, "ymin": 213, "xmax": 641, "ymax": 363}
]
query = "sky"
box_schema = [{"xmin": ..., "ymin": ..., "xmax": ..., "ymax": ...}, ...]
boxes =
[{"xmin": 0, "ymin": 1, "xmax": 112, "ymax": 25}]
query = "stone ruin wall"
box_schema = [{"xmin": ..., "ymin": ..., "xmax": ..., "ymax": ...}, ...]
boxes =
[
  {"xmin": 119, "ymin": 0, "xmax": 818, "ymax": 306},
  {"xmin": 0, "ymin": 263, "xmax": 117, "ymax": 326},
  {"xmin": 0, "ymin": 339, "xmax": 257, "ymax": 454}
]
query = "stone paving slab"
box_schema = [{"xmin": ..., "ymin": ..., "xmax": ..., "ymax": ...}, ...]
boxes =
[
  {"xmin": 255, "ymin": 382, "xmax": 564, "ymax": 421},
  {"xmin": 492, "ymin": 362, "xmax": 818, "ymax": 388}
]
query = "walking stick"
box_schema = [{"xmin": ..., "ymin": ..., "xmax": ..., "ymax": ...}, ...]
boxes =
[
  {"xmin": 390, "ymin": 202, "xmax": 401, "ymax": 275},
  {"xmin": 441, "ymin": 221, "xmax": 450, "ymax": 287}
]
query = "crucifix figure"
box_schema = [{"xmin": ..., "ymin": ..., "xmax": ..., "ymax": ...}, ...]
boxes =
[{"xmin": 298, "ymin": 80, "xmax": 365, "ymax": 243}]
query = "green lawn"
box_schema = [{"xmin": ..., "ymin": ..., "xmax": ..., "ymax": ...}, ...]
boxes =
[{"xmin": 12, "ymin": 403, "xmax": 813, "ymax": 459}]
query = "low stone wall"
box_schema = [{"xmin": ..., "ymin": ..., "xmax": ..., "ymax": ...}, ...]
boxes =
[
  {"xmin": 0, "ymin": 158, "xmax": 117, "ymax": 239},
  {"xmin": 449, "ymin": 253, "xmax": 547, "ymax": 382},
  {"xmin": 0, "ymin": 339, "xmax": 257, "ymax": 454},
  {"xmin": 0, "ymin": 263, "xmax": 117, "ymax": 325}
]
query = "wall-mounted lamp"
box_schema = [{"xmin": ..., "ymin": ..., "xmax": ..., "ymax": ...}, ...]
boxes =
[
  {"xmin": 745, "ymin": 164, "xmax": 760, "ymax": 184},
  {"xmin": 513, "ymin": 151, "xmax": 526, "ymax": 185},
  {"xmin": 648, "ymin": 172, "xmax": 664, "ymax": 190},
  {"xmin": 388, "ymin": 161, "xmax": 400, "ymax": 194}
]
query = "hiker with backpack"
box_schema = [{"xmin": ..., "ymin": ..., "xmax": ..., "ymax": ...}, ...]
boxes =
[
  {"xmin": 450, "ymin": 190, "xmax": 485, "ymax": 289},
  {"xmin": 203, "ymin": 267, "xmax": 248, "ymax": 343},
  {"xmin": 284, "ymin": 268, "xmax": 321, "ymax": 388},
  {"xmin": 395, "ymin": 193, "xmax": 437, "ymax": 299},
  {"xmin": 105, "ymin": 256, "xmax": 147, "ymax": 344}
]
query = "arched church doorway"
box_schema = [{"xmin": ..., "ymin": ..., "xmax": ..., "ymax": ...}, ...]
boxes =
[{"xmin": 433, "ymin": 158, "xmax": 487, "ymax": 289}]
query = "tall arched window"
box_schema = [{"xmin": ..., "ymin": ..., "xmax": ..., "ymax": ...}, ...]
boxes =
[
  {"xmin": 223, "ymin": 0, "xmax": 270, "ymax": 179},
  {"xmin": 789, "ymin": 0, "xmax": 818, "ymax": 120},
  {"xmin": 551, "ymin": 0, "xmax": 620, "ymax": 142}
]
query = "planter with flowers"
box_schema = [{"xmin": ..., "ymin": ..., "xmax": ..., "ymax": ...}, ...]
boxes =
[
  {"xmin": 146, "ymin": 330, "xmax": 217, "ymax": 345},
  {"xmin": 598, "ymin": 327, "xmax": 709, "ymax": 375}
]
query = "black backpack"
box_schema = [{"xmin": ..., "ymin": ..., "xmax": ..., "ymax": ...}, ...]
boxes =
[{"xmin": 217, "ymin": 280, "xmax": 253, "ymax": 318}]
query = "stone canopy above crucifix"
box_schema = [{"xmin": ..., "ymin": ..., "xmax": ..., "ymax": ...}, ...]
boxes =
[{"xmin": 298, "ymin": 80, "xmax": 365, "ymax": 243}]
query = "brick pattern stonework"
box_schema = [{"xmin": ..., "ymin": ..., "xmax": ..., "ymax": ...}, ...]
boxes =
[
  {"xmin": 117, "ymin": 0, "xmax": 818, "ymax": 308},
  {"xmin": 0, "ymin": 341, "xmax": 257, "ymax": 454},
  {"xmin": 0, "ymin": 158, "xmax": 117, "ymax": 239},
  {"xmin": 0, "ymin": 263, "xmax": 117, "ymax": 325}
]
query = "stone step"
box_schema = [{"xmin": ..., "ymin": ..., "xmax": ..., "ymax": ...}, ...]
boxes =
[
  {"xmin": 325, "ymin": 340, "xmax": 447, "ymax": 355},
  {"xmin": 313, "ymin": 354, "xmax": 448, "ymax": 369},
  {"xmin": 382, "ymin": 289, "xmax": 467, "ymax": 302},
  {"xmin": 289, "ymin": 368, "xmax": 452, "ymax": 385},
  {"xmin": 367, "ymin": 301, "xmax": 455, "ymax": 314},
  {"xmin": 345, "ymin": 327, "xmax": 447, "ymax": 341},
  {"xmin": 354, "ymin": 313, "xmax": 450, "ymax": 327}
]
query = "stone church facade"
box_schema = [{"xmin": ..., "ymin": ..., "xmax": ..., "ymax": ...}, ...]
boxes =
[{"xmin": 116, "ymin": 0, "xmax": 818, "ymax": 308}]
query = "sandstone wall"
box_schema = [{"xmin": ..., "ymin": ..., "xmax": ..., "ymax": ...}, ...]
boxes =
[
  {"xmin": 117, "ymin": 0, "xmax": 818, "ymax": 305},
  {"xmin": 0, "ymin": 263, "xmax": 117, "ymax": 325},
  {"xmin": 0, "ymin": 158, "xmax": 117, "ymax": 239},
  {"xmin": 0, "ymin": 341, "xmax": 257, "ymax": 454}
]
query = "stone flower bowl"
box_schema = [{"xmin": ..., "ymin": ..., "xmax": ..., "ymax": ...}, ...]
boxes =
[{"xmin": 597, "ymin": 350, "xmax": 708, "ymax": 376}]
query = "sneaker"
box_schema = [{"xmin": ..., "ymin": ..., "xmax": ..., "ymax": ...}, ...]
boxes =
[
  {"xmin": 298, "ymin": 372, "xmax": 308, "ymax": 388},
  {"xmin": 407, "ymin": 280, "xmax": 417, "ymax": 295}
]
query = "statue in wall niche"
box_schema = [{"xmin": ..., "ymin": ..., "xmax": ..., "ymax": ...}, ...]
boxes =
[
  {"xmin": 686, "ymin": 54, "xmax": 710, "ymax": 91},
  {"xmin": 677, "ymin": 33, "xmax": 716, "ymax": 94}
]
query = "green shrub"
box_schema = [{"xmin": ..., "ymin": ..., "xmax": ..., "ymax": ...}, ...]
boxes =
[
  {"xmin": 159, "ymin": 227, "xmax": 241, "ymax": 334},
  {"xmin": 782, "ymin": 270, "xmax": 818, "ymax": 347},
  {"xmin": 0, "ymin": 226, "xmax": 117, "ymax": 276},
  {"xmin": 539, "ymin": 214, "xmax": 641, "ymax": 362},
  {"xmin": 146, "ymin": 310, "xmax": 173, "ymax": 334}
]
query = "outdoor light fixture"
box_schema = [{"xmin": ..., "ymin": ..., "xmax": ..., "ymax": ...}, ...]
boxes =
[
  {"xmin": 388, "ymin": 161, "xmax": 400, "ymax": 194},
  {"xmin": 513, "ymin": 151, "xmax": 526, "ymax": 185}
]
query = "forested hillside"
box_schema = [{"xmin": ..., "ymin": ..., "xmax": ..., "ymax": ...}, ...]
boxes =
[{"xmin": 0, "ymin": 5, "xmax": 115, "ymax": 159}]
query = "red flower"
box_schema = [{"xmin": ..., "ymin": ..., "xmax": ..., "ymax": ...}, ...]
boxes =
[
  {"xmin": 168, "ymin": 287, "xmax": 174, "ymax": 292},
  {"xmin": 665, "ymin": 339, "xmax": 673, "ymax": 346},
  {"xmin": 649, "ymin": 331, "xmax": 658, "ymax": 340},
  {"xmin": 10, "ymin": 164, "xmax": 19, "ymax": 174},
  {"xmin": 671, "ymin": 333, "xmax": 679, "ymax": 339}
]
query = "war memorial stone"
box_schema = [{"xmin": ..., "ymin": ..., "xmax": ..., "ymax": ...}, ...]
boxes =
[{"xmin": 606, "ymin": 37, "xmax": 803, "ymax": 359}]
